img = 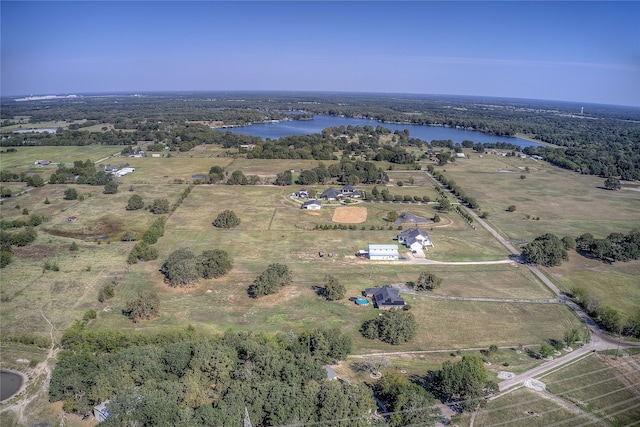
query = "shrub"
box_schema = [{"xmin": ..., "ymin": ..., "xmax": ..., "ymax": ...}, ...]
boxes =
[
  {"xmin": 126, "ymin": 194, "xmax": 144, "ymax": 210},
  {"xmin": 64, "ymin": 188, "xmax": 78, "ymax": 200},
  {"xmin": 360, "ymin": 309, "xmax": 417, "ymax": 345},
  {"xmin": 161, "ymin": 248, "xmax": 199, "ymax": 287},
  {"xmin": 123, "ymin": 290, "xmax": 159, "ymax": 322},
  {"xmin": 323, "ymin": 275, "xmax": 345, "ymax": 301},
  {"xmin": 248, "ymin": 263, "xmax": 292, "ymax": 298},
  {"xmin": 151, "ymin": 198, "xmax": 170, "ymax": 214},
  {"xmin": 212, "ymin": 210, "xmax": 241, "ymax": 229},
  {"xmin": 98, "ymin": 285, "xmax": 115, "ymax": 302}
]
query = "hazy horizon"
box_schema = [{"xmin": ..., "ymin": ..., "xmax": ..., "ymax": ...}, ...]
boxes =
[{"xmin": 2, "ymin": 1, "xmax": 639, "ymax": 107}]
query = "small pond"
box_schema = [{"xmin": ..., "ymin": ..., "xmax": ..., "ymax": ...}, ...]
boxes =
[{"xmin": 0, "ymin": 370, "xmax": 25, "ymax": 401}]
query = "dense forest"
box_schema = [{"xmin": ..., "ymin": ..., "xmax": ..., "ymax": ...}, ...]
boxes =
[
  {"xmin": 51, "ymin": 327, "xmax": 447, "ymax": 426},
  {"xmin": 2, "ymin": 92, "xmax": 639, "ymax": 179}
]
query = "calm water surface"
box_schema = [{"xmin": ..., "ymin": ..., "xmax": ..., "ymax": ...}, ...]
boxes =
[
  {"xmin": 224, "ymin": 115, "xmax": 540, "ymax": 148},
  {"xmin": 0, "ymin": 370, "xmax": 24, "ymax": 401}
]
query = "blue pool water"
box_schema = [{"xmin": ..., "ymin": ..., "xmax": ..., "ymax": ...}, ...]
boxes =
[{"xmin": 356, "ymin": 298, "xmax": 369, "ymax": 305}]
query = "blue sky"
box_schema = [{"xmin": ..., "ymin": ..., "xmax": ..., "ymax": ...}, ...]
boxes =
[{"xmin": 2, "ymin": 1, "xmax": 639, "ymax": 106}]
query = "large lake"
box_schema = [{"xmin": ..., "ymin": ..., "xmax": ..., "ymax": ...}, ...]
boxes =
[{"xmin": 223, "ymin": 114, "xmax": 540, "ymax": 148}]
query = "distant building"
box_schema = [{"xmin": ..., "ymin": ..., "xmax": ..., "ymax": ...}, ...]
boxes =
[
  {"xmin": 364, "ymin": 286, "xmax": 405, "ymax": 310},
  {"xmin": 397, "ymin": 228, "xmax": 434, "ymax": 251},
  {"xmin": 302, "ymin": 199, "xmax": 322, "ymax": 210},
  {"xmin": 368, "ymin": 244, "xmax": 399, "ymax": 261}
]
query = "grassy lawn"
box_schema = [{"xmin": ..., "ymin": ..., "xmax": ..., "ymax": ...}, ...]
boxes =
[
  {"xmin": 0, "ymin": 146, "xmax": 616, "ymax": 427},
  {"xmin": 547, "ymin": 253, "xmax": 640, "ymax": 319},
  {"xmin": 434, "ymin": 152, "xmax": 640, "ymax": 240},
  {"xmin": 542, "ymin": 353, "xmax": 640, "ymax": 426},
  {"xmin": 431, "ymin": 152, "xmax": 640, "ymax": 318},
  {"xmin": 475, "ymin": 388, "xmax": 584, "ymax": 427},
  {"xmin": 0, "ymin": 146, "xmax": 121, "ymax": 171}
]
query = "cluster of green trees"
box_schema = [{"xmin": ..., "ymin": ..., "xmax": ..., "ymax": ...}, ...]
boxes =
[
  {"xmin": 48, "ymin": 160, "xmax": 115, "ymax": 186},
  {"xmin": 425, "ymin": 354, "xmax": 497, "ymax": 411},
  {"xmin": 521, "ymin": 233, "xmax": 569, "ymax": 267},
  {"xmin": 0, "ymin": 226, "xmax": 37, "ymax": 268},
  {"xmin": 126, "ymin": 194, "xmax": 144, "ymax": 210},
  {"xmin": 569, "ymin": 286, "xmax": 636, "ymax": 335},
  {"xmin": 1, "ymin": 214, "xmax": 43, "ymax": 229},
  {"xmin": 428, "ymin": 166, "xmax": 479, "ymax": 209},
  {"xmin": 127, "ymin": 216, "xmax": 166, "ymax": 264},
  {"xmin": 246, "ymin": 133, "xmax": 337, "ymax": 160},
  {"xmin": 50, "ymin": 329, "xmax": 372, "ymax": 426},
  {"xmin": 321, "ymin": 275, "xmax": 346, "ymax": 301},
  {"xmin": 0, "ymin": 333, "xmax": 52, "ymax": 349},
  {"xmin": 412, "ymin": 271, "xmax": 442, "ymax": 291},
  {"xmin": 0, "ymin": 170, "xmax": 45, "ymax": 187},
  {"xmin": 575, "ymin": 230, "xmax": 640, "ymax": 262},
  {"xmin": 212, "ymin": 210, "xmax": 240, "ymax": 229},
  {"xmin": 123, "ymin": 290, "xmax": 160, "ymax": 323},
  {"xmin": 248, "ymin": 263, "xmax": 292, "ymax": 298},
  {"xmin": 374, "ymin": 372, "xmax": 440, "ymax": 426},
  {"xmin": 161, "ymin": 248, "xmax": 233, "ymax": 288},
  {"xmin": 370, "ymin": 185, "xmax": 431, "ymax": 203},
  {"xmin": 360, "ymin": 309, "xmax": 417, "ymax": 345}
]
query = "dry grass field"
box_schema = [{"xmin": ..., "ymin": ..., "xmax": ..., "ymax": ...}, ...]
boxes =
[
  {"xmin": 3, "ymin": 146, "xmax": 625, "ymax": 425},
  {"xmin": 434, "ymin": 151, "xmax": 640, "ymax": 319}
]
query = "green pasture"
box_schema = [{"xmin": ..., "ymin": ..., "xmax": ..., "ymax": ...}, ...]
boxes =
[
  {"xmin": 0, "ymin": 146, "xmax": 121, "ymax": 171},
  {"xmin": 0, "ymin": 150, "xmax": 602, "ymax": 362},
  {"xmin": 1, "ymin": 179, "xmax": 584, "ymax": 353},
  {"xmin": 475, "ymin": 388, "xmax": 585, "ymax": 427},
  {"xmin": 434, "ymin": 151, "xmax": 640, "ymax": 240},
  {"xmin": 542, "ymin": 353, "xmax": 640, "ymax": 426},
  {"xmin": 547, "ymin": 253, "xmax": 640, "ymax": 319}
]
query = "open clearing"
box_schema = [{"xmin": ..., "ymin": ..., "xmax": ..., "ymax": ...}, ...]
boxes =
[
  {"xmin": 1, "ymin": 141, "xmax": 638, "ymax": 425},
  {"xmin": 332, "ymin": 206, "xmax": 368, "ymax": 223}
]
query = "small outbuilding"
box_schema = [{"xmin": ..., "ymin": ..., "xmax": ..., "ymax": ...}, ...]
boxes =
[
  {"xmin": 368, "ymin": 244, "xmax": 399, "ymax": 261},
  {"xmin": 302, "ymin": 199, "xmax": 322, "ymax": 210}
]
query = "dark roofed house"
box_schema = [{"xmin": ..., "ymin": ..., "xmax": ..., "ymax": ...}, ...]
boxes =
[
  {"xmin": 321, "ymin": 188, "xmax": 342, "ymax": 201},
  {"xmin": 364, "ymin": 286, "xmax": 405, "ymax": 310}
]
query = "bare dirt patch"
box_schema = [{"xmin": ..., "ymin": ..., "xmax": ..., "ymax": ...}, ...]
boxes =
[
  {"xmin": 11, "ymin": 245, "xmax": 61, "ymax": 261},
  {"xmin": 332, "ymin": 206, "xmax": 367, "ymax": 223}
]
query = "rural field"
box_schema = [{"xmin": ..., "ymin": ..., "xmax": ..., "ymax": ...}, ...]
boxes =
[
  {"xmin": 438, "ymin": 150, "xmax": 640, "ymax": 319},
  {"xmin": 474, "ymin": 352, "xmax": 640, "ymax": 427},
  {"xmin": 1, "ymin": 144, "xmax": 637, "ymax": 425}
]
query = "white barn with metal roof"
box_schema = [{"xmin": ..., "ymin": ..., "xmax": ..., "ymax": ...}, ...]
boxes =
[{"xmin": 368, "ymin": 244, "xmax": 399, "ymax": 260}]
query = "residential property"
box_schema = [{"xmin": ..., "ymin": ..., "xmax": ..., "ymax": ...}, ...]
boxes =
[
  {"xmin": 368, "ymin": 244, "xmax": 399, "ymax": 260},
  {"xmin": 321, "ymin": 188, "xmax": 342, "ymax": 201},
  {"xmin": 320, "ymin": 186, "xmax": 364, "ymax": 200},
  {"xmin": 302, "ymin": 199, "xmax": 322, "ymax": 210},
  {"xmin": 364, "ymin": 286, "xmax": 405, "ymax": 310},
  {"xmin": 296, "ymin": 188, "xmax": 309, "ymax": 198},
  {"xmin": 114, "ymin": 167, "xmax": 135, "ymax": 177},
  {"xmin": 397, "ymin": 228, "xmax": 434, "ymax": 251}
]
